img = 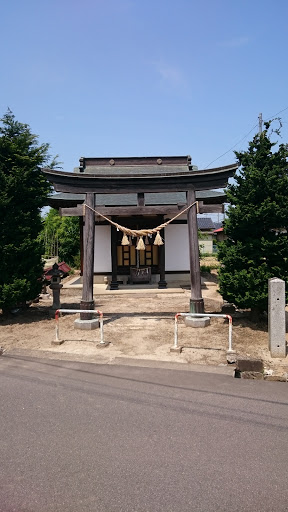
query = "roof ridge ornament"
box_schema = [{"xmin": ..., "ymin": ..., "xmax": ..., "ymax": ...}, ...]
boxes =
[{"xmin": 79, "ymin": 157, "xmax": 84, "ymax": 172}]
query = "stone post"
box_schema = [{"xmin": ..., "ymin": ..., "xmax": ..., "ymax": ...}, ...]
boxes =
[{"xmin": 268, "ymin": 278, "xmax": 286, "ymax": 358}]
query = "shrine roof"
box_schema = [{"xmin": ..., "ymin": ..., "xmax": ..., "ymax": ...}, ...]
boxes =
[
  {"xmin": 42, "ymin": 153, "xmax": 238, "ymax": 197},
  {"xmin": 77, "ymin": 155, "xmax": 192, "ymax": 176},
  {"xmin": 47, "ymin": 190, "xmax": 227, "ymax": 208},
  {"xmin": 43, "ymin": 166, "xmax": 237, "ymax": 196}
]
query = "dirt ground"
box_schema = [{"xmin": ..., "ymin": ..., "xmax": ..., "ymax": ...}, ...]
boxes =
[{"xmin": 1, "ymin": 272, "xmax": 288, "ymax": 375}]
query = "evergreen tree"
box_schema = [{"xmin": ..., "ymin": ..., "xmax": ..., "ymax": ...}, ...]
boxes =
[
  {"xmin": 218, "ymin": 121, "xmax": 288, "ymax": 314},
  {"xmin": 0, "ymin": 110, "xmax": 53, "ymax": 310}
]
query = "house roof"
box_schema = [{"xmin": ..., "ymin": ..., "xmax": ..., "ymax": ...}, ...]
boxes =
[
  {"xmin": 213, "ymin": 222, "xmax": 223, "ymax": 230},
  {"xmin": 197, "ymin": 217, "xmax": 216, "ymax": 230}
]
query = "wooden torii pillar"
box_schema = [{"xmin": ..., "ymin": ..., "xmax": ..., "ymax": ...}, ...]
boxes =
[
  {"xmin": 80, "ymin": 193, "xmax": 95, "ymax": 318},
  {"xmin": 187, "ymin": 189, "xmax": 204, "ymax": 313}
]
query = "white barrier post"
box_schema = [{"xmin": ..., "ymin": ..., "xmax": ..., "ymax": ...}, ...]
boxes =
[
  {"xmin": 99, "ymin": 313, "xmax": 105, "ymax": 345},
  {"xmin": 172, "ymin": 312, "xmax": 235, "ymax": 360},
  {"xmin": 54, "ymin": 309, "xmax": 107, "ymax": 347}
]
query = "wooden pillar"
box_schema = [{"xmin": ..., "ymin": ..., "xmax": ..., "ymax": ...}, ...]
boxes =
[
  {"xmin": 137, "ymin": 192, "xmax": 145, "ymax": 206},
  {"xmin": 110, "ymin": 218, "xmax": 119, "ymax": 290},
  {"xmin": 158, "ymin": 221, "xmax": 167, "ymax": 289},
  {"xmin": 79, "ymin": 216, "xmax": 84, "ymax": 275},
  {"xmin": 80, "ymin": 193, "xmax": 95, "ymax": 318},
  {"xmin": 187, "ymin": 189, "xmax": 204, "ymax": 313}
]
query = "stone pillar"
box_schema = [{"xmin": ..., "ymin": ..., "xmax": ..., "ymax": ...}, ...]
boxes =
[
  {"xmin": 268, "ymin": 277, "xmax": 286, "ymax": 358},
  {"xmin": 50, "ymin": 282, "xmax": 63, "ymax": 310},
  {"xmin": 49, "ymin": 263, "xmax": 63, "ymax": 310},
  {"xmin": 187, "ymin": 189, "xmax": 204, "ymax": 313}
]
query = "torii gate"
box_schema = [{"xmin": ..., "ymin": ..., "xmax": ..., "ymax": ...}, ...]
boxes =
[{"xmin": 43, "ymin": 157, "xmax": 236, "ymax": 320}]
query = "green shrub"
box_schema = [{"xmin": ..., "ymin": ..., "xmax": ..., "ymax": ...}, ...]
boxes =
[{"xmin": 200, "ymin": 265, "xmax": 211, "ymax": 273}]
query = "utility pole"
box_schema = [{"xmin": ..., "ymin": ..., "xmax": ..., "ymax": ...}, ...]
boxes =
[{"xmin": 258, "ymin": 113, "xmax": 263, "ymax": 134}]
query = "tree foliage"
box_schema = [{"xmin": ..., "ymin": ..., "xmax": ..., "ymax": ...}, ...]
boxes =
[
  {"xmin": 0, "ymin": 110, "xmax": 52, "ymax": 310},
  {"xmin": 218, "ymin": 121, "xmax": 288, "ymax": 312},
  {"xmin": 39, "ymin": 208, "xmax": 62, "ymax": 258},
  {"xmin": 40, "ymin": 208, "xmax": 80, "ymax": 268}
]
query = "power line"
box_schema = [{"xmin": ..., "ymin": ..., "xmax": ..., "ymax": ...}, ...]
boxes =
[
  {"xmin": 204, "ymin": 106, "xmax": 288, "ymax": 169},
  {"xmin": 204, "ymin": 122, "xmax": 258, "ymax": 169},
  {"xmin": 264, "ymin": 106, "xmax": 288, "ymax": 121}
]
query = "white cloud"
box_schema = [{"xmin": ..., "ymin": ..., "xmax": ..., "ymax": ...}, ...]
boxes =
[
  {"xmin": 154, "ymin": 62, "xmax": 188, "ymax": 91},
  {"xmin": 217, "ymin": 36, "xmax": 250, "ymax": 48}
]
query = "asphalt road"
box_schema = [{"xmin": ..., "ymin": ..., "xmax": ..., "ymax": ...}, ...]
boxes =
[{"xmin": 0, "ymin": 355, "xmax": 288, "ymax": 512}]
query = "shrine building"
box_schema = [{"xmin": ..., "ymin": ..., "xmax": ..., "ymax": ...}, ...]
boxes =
[{"xmin": 43, "ymin": 155, "xmax": 237, "ymax": 315}]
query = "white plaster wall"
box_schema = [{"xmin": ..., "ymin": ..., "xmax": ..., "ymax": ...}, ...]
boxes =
[
  {"xmin": 94, "ymin": 225, "xmax": 111, "ymax": 272},
  {"xmin": 165, "ymin": 224, "xmax": 190, "ymax": 271}
]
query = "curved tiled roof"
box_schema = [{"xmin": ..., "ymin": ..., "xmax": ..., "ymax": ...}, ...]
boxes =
[{"xmin": 47, "ymin": 190, "xmax": 227, "ymax": 208}]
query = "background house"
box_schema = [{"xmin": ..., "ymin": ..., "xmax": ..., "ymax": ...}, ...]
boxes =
[
  {"xmin": 197, "ymin": 217, "xmax": 217, "ymax": 254},
  {"xmin": 213, "ymin": 226, "xmax": 226, "ymax": 243}
]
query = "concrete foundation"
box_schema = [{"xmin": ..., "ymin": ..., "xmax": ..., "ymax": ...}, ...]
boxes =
[
  {"xmin": 268, "ymin": 278, "xmax": 287, "ymax": 358},
  {"xmin": 236, "ymin": 359, "xmax": 264, "ymax": 372},
  {"xmin": 68, "ymin": 273, "xmax": 193, "ymax": 286},
  {"xmin": 170, "ymin": 346, "xmax": 183, "ymax": 353},
  {"xmin": 184, "ymin": 316, "xmax": 210, "ymax": 328},
  {"xmin": 96, "ymin": 342, "xmax": 110, "ymax": 348},
  {"xmin": 226, "ymin": 351, "xmax": 237, "ymax": 364},
  {"xmin": 74, "ymin": 319, "xmax": 99, "ymax": 330},
  {"xmin": 51, "ymin": 339, "xmax": 65, "ymax": 346}
]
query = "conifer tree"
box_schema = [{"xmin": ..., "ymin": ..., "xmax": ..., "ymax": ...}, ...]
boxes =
[
  {"xmin": 218, "ymin": 121, "xmax": 288, "ymax": 314},
  {"xmin": 0, "ymin": 110, "xmax": 53, "ymax": 310}
]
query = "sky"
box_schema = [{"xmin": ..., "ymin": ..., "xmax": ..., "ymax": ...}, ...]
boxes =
[{"xmin": 1, "ymin": 0, "xmax": 288, "ymax": 172}]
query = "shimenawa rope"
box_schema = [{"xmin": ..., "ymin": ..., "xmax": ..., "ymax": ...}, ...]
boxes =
[{"xmin": 84, "ymin": 200, "xmax": 199, "ymax": 250}]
